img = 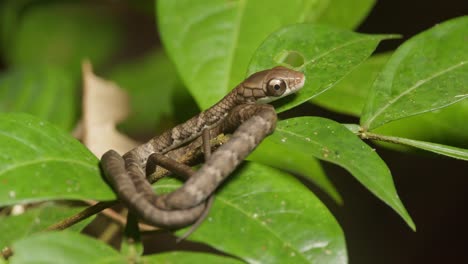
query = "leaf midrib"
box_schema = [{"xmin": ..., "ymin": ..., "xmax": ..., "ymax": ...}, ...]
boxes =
[
  {"xmin": 276, "ymin": 124, "xmax": 407, "ymax": 220},
  {"xmin": 298, "ymin": 35, "xmax": 381, "ymax": 71},
  {"xmin": 364, "ymin": 60, "xmax": 468, "ymax": 129}
]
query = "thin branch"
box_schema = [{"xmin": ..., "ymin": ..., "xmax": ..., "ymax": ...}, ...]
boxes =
[
  {"xmin": 45, "ymin": 201, "xmax": 118, "ymax": 231},
  {"xmin": 84, "ymin": 201, "xmax": 157, "ymax": 232}
]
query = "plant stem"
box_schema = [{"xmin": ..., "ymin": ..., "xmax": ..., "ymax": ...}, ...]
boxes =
[
  {"xmin": 45, "ymin": 201, "xmax": 118, "ymax": 231},
  {"xmin": 358, "ymin": 131, "xmax": 406, "ymax": 145}
]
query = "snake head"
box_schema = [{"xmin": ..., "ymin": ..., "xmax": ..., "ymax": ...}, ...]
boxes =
[{"xmin": 238, "ymin": 66, "xmax": 305, "ymax": 104}]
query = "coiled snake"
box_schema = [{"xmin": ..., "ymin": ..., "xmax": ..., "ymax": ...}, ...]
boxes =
[{"xmin": 101, "ymin": 66, "xmax": 305, "ymax": 229}]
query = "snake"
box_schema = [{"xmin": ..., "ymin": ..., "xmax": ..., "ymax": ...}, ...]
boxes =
[{"xmin": 101, "ymin": 66, "xmax": 305, "ymax": 228}]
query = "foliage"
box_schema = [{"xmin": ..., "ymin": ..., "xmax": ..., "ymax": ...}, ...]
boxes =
[{"xmin": 0, "ymin": 0, "xmax": 466, "ymax": 263}]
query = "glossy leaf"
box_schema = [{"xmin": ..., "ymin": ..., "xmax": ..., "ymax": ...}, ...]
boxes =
[
  {"xmin": 0, "ymin": 113, "xmax": 115, "ymax": 206},
  {"xmin": 3, "ymin": 2, "xmax": 122, "ymax": 73},
  {"xmin": 271, "ymin": 117, "xmax": 415, "ymax": 230},
  {"xmin": 366, "ymin": 133, "xmax": 468, "ymax": 160},
  {"xmin": 9, "ymin": 231, "xmax": 125, "ymax": 264},
  {"xmin": 0, "ymin": 202, "xmax": 91, "ymax": 249},
  {"xmin": 0, "ymin": 67, "xmax": 78, "ymax": 131},
  {"xmin": 157, "ymin": 0, "xmax": 376, "ymax": 109},
  {"xmin": 144, "ymin": 252, "xmax": 244, "ymax": 264},
  {"xmin": 248, "ymin": 137, "xmax": 342, "ymax": 203},
  {"xmin": 321, "ymin": 52, "xmax": 467, "ymax": 150},
  {"xmin": 312, "ymin": 53, "xmax": 392, "ymax": 116},
  {"xmin": 373, "ymin": 99, "xmax": 468, "ymax": 149},
  {"xmin": 361, "ymin": 16, "xmax": 468, "ymax": 130},
  {"xmin": 248, "ymin": 24, "xmax": 397, "ymax": 113},
  {"xmin": 155, "ymin": 163, "xmax": 347, "ymax": 264}
]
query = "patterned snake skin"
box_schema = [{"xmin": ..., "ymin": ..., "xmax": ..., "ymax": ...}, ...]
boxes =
[{"xmin": 101, "ymin": 66, "xmax": 305, "ymax": 228}]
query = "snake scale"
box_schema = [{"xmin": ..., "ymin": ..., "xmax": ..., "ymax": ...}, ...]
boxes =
[{"xmin": 101, "ymin": 66, "xmax": 305, "ymax": 228}]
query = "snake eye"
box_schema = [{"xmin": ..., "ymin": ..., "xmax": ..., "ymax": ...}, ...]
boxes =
[{"xmin": 267, "ymin": 79, "xmax": 287, "ymax": 96}]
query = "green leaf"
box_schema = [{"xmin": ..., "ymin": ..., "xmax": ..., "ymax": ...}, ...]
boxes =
[
  {"xmin": 156, "ymin": 163, "xmax": 346, "ymax": 264},
  {"xmin": 3, "ymin": 2, "xmax": 122, "ymax": 73},
  {"xmin": 364, "ymin": 133, "xmax": 468, "ymax": 160},
  {"xmin": 248, "ymin": 137, "xmax": 342, "ymax": 204},
  {"xmin": 157, "ymin": 0, "xmax": 377, "ymax": 110},
  {"xmin": 0, "ymin": 113, "xmax": 115, "ymax": 206},
  {"xmin": 373, "ymin": 99, "xmax": 468, "ymax": 150},
  {"xmin": 312, "ymin": 52, "xmax": 392, "ymax": 116},
  {"xmin": 144, "ymin": 251, "xmax": 244, "ymax": 264},
  {"xmin": 0, "ymin": 67, "xmax": 78, "ymax": 131},
  {"xmin": 9, "ymin": 231, "xmax": 125, "ymax": 264},
  {"xmin": 318, "ymin": 0, "xmax": 375, "ymax": 29},
  {"xmin": 400, "ymin": 140, "xmax": 468, "ymax": 160},
  {"xmin": 273, "ymin": 117, "xmax": 415, "ymax": 230},
  {"xmin": 248, "ymin": 24, "xmax": 397, "ymax": 113},
  {"xmin": 0, "ymin": 202, "xmax": 92, "ymax": 249},
  {"xmin": 108, "ymin": 49, "xmax": 186, "ymax": 133},
  {"xmin": 361, "ymin": 16, "xmax": 468, "ymax": 130}
]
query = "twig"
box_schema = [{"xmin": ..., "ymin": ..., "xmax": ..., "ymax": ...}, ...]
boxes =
[
  {"xmin": 84, "ymin": 201, "xmax": 157, "ymax": 232},
  {"xmin": 45, "ymin": 201, "xmax": 118, "ymax": 231}
]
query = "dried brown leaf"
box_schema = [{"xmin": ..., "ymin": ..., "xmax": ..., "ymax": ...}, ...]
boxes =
[{"xmin": 77, "ymin": 61, "xmax": 139, "ymax": 158}]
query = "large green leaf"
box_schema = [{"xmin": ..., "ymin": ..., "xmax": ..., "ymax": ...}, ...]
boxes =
[
  {"xmin": 144, "ymin": 252, "xmax": 244, "ymax": 264},
  {"xmin": 271, "ymin": 117, "xmax": 415, "ymax": 230},
  {"xmin": 2, "ymin": 2, "xmax": 122, "ymax": 73},
  {"xmin": 9, "ymin": 231, "xmax": 125, "ymax": 264},
  {"xmin": 361, "ymin": 16, "xmax": 468, "ymax": 130},
  {"xmin": 309, "ymin": 49, "xmax": 467, "ymax": 150},
  {"xmin": 157, "ymin": 0, "xmax": 376, "ymax": 109},
  {"xmin": 312, "ymin": 52, "xmax": 392, "ymax": 116},
  {"xmin": 0, "ymin": 113, "xmax": 114, "ymax": 206},
  {"xmin": 155, "ymin": 163, "xmax": 346, "ymax": 264},
  {"xmin": 0, "ymin": 202, "xmax": 91, "ymax": 249},
  {"xmin": 373, "ymin": 99, "xmax": 468, "ymax": 149},
  {"xmin": 248, "ymin": 24, "xmax": 396, "ymax": 113},
  {"xmin": 0, "ymin": 67, "xmax": 78, "ymax": 131},
  {"xmin": 248, "ymin": 137, "xmax": 342, "ymax": 203}
]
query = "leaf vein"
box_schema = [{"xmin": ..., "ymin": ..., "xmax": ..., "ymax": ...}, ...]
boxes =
[{"xmin": 365, "ymin": 60, "xmax": 468, "ymax": 128}]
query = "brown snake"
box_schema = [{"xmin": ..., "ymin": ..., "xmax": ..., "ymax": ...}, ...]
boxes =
[{"xmin": 101, "ymin": 66, "xmax": 305, "ymax": 228}]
